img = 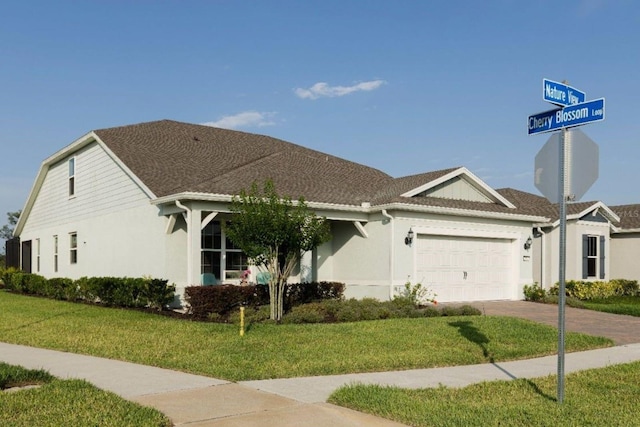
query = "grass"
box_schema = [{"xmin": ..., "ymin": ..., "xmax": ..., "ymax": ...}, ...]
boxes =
[
  {"xmin": 0, "ymin": 291, "xmax": 612, "ymax": 381},
  {"xmin": 0, "ymin": 363, "xmax": 170, "ymax": 427},
  {"xmin": 329, "ymin": 361, "xmax": 640, "ymax": 426},
  {"xmin": 582, "ymin": 296, "xmax": 640, "ymax": 317}
]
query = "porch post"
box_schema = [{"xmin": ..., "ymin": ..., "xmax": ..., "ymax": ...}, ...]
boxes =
[{"xmin": 187, "ymin": 207, "xmax": 202, "ymax": 286}]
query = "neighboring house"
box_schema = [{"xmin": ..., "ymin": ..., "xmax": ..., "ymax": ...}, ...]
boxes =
[
  {"xmin": 13, "ymin": 119, "xmax": 551, "ymax": 304},
  {"xmin": 499, "ymin": 188, "xmax": 621, "ymax": 289},
  {"xmin": 609, "ymin": 204, "xmax": 640, "ymax": 283}
]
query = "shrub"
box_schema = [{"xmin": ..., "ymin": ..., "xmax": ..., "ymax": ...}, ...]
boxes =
[
  {"xmin": 439, "ymin": 305, "xmax": 482, "ymax": 317},
  {"xmin": 281, "ymin": 303, "xmax": 327, "ymax": 324},
  {"xmin": 393, "ymin": 281, "xmax": 437, "ymax": 307},
  {"xmin": 284, "ymin": 281, "xmax": 345, "ymax": 309},
  {"xmin": 185, "ymin": 285, "xmax": 259, "ymax": 319},
  {"xmin": 610, "ymin": 279, "xmax": 639, "ymax": 296},
  {"xmin": 184, "ymin": 281, "xmax": 344, "ymax": 320},
  {"xmin": 142, "ymin": 278, "xmax": 176, "ymax": 310},
  {"xmin": 523, "ymin": 283, "xmax": 547, "ymax": 301},
  {"xmin": 46, "ymin": 277, "xmax": 77, "ymax": 301},
  {"xmin": 550, "ymin": 280, "xmax": 628, "ymax": 301},
  {"xmin": 228, "ymin": 305, "xmax": 271, "ymax": 325}
]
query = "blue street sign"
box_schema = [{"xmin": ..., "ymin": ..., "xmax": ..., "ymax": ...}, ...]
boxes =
[
  {"xmin": 528, "ymin": 98, "xmax": 605, "ymax": 135},
  {"xmin": 543, "ymin": 79, "xmax": 586, "ymax": 107}
]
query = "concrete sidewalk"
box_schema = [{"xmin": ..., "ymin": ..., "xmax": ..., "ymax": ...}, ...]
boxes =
[
  {"xmin": 3, "ymin": 342, "xmax": 640, "ymax": 426},
  {"xmin": 240, "ymin": 343, "xmax": 640, "ymax": 403}
]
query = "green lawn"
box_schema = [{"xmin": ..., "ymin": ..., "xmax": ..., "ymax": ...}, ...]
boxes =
[
  {"xmin": 582, "ymin": 296, "xmax": 640, "ymax": 317},
  {"xmin": 329, "ymin": 361, "xmax": 640, "ymax": 426},
  {"xmin": 0, "ymin": 291, "xmax": 612, "ymax": 381},
  {"xmin": 0, "ymin": 363, "xmax": 170, "ymax": 427}
]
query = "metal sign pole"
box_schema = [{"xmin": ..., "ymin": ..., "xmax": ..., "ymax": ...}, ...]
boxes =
[{"xmin": 557, "ymin": 126, "xmax": 568, "ymax": 404}]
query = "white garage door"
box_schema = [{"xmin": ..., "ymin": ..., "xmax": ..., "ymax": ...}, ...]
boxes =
[{"xmin": 416, "ymin": 235, "xmax": 514, "ymax": 302}]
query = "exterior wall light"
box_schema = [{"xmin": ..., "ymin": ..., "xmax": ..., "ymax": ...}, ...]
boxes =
[
  {"xmin": 524, "ymin": 236, "xmax": 533, "ymax": 250},
  {"xmin": 405, "ymin": 228, "xmax": 414, "ymax": 246}
]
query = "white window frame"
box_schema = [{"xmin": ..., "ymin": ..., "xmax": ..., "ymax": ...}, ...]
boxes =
[
  {"xmin": 68, "ymin": 157, "xmax": 76, "ymax": 198},
  {"xmin": 587, "ymin": 235, "xmax": 598, "ymax": 278},
  {"xmin": 36, "ymin": 238, "xmax": 40, "ymax": 272},
  {"xmin": 70, "ymin": 232, "xmax": 78, "ymax": 264},
  {"xmin": 53, "ymin": 235, "xmax": 58, "ymax": 272}
]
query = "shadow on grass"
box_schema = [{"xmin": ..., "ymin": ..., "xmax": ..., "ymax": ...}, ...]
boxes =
[
  {"xmin": 449, "ymin": 321, "xmax": 557, "ymax": 402},
  {"xmin": 449, "ymin": 320, "xmax": 493, "ymax": 362}
]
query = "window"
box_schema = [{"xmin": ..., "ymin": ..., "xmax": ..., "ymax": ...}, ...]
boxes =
[
  {"xmin": 583, "ymin": 234, "xmax": 605, "ymax": 280},
  {"xmin": 587, "ymin": 236, "xmax": 597, "ymax": 278},
  {"xmin": 201, "ymin": 220, "xmax": 248, "ymax": 283},
  {"xmin": 53, "ymin": 235, "xmax": 58, "ymax": 272},
  {"xmin": 68, "ymin": 158, "xmax": 75, "ymax": 197},
  {"xmin": 36, "ymin": 238, "xmax": 40, "ymax": 272},
  {"xmin": 70, "ymin": 232, "xmax": 77, "ymax": 264}
]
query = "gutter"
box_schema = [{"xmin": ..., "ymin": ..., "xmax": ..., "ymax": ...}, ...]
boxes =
[{"xmin": 381, "ymin": 209, "xmax": 395, "ymax": 300}]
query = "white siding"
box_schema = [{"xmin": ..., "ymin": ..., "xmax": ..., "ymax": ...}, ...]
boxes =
[
  {"xmin": 24, "ymin": 142, "xmax": 149, "ymax": 230},
  {"xmin": 421, "ymin": 177, "xmax": 492, "ymax": 203},
  {"xmin": 19, "ymin": 141, "xmax": 188, "ymax": 291}
]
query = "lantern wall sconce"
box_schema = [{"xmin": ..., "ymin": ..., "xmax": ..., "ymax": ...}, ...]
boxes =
[
  {"xmin": 405, "ymin": 228, "xmax": 414, "ymax": 246},
  {"xmin": 524, "ymin": 236, "xmax": 533, "ymax": 250}
]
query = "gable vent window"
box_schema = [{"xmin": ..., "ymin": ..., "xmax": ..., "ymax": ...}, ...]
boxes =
[{"xmin": 68, "ymin": 158, "xmax": 76, "ymax": 197}]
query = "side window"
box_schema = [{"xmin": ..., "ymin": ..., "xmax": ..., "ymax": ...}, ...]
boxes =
[
  {"xmin": 587, "ymin": 236, "xmax": 597, "ymax": 277},
  {"xmin": 70, "ymin": 232, "xmax": 78, "ymax": 264},
  {"xmin": 68, "ymin": 158, "xmax": 76, "ymax": 197},
  {"xmin": 36, "ymin": 238, "xmax": 41, "ymax": 272},
  {"xmin": 53, "ymin": 235, "xmax": 58, "ymax": 272}
]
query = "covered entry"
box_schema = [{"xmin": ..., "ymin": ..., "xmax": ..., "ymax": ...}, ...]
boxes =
[{"xmin": 416, "ymin": 234, "xmax": 514, "ymax": 302}]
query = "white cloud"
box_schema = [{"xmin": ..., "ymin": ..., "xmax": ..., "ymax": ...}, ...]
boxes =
[
  {"xmin": 294, "ymin": 79, "xmax": 386, "ymax": 100},
  {"xmin": 202, "ymin": 111, "xmax": 276, "ymax": 130}
]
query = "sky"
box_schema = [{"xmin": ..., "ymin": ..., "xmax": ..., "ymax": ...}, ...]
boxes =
[{"xmin": 1, "ymin": 0, "xmax": 639, "ymax": 236}]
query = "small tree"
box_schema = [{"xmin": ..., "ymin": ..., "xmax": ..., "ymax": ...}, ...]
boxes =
[
  {"xmin": 1, "ymin": 210, "xmax": 21, "ymax": 266},
  {"xmin": 224, "ymin": 180, "xmax": 331, "ymax": 321},
  {"xmin": 0, "ymin": 210, "xmax": 21, "ymax": 241}
]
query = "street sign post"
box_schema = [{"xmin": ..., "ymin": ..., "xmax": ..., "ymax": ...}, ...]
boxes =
[
  {"xmin": 528, "ymin": 98, "xmax": 605, "ymax": 135},
  {"xmin": 543, "ymin": 78, "xmax": 586, "ymax": 106},
  {"xmin": 529, "ymin": 79, "xmax": 604, "ymax": 405}
]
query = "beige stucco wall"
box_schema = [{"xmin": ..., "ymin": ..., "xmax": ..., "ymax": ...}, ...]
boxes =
[{"xmin": 610, "ymin": 233, "xmax": 640, "ymax": 282}]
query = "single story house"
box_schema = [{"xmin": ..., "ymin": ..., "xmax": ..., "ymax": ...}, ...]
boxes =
[{"xmin": 11, "ymin": 120, "xmax": 639, "ymax": 303}]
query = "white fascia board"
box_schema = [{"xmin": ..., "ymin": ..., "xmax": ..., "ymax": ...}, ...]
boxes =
[
  {"xmin": 612, "ymin": 227, "xmax": 640, "ymax": 234},
  {"xmin": 374, "ymin": 202, "xmax": 548, "ymax": 223},
  {"xmin": 548, "ymin": 201, "xmax": 620, "ymax": 228},
  {"xmin": 399, "ymin": 167, "xmax": 516, "ymax": 209},
  {"xmin": 151, "ymin": 193, "xmax": 370, "ymax": 221}
]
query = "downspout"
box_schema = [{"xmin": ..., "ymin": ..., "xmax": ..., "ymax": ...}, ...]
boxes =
[
  {"xmin": 536, "ymin": 227, "xmax": 545, "ymax": 289},
  {"xmin": 381, "ymin": 209, "xmax": 395, "ymax": 300},
  {"xmin": 175, "ymin": 201, "xmax": 193, "ymax": 285}
]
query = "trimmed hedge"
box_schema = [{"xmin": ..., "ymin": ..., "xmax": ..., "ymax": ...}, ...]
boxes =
[
  {"xmin": 0, "ymin": 269, "xmax": 175, "ymax": 310},
  {"xmin": 524, "ymin": 279, "xmax": 639, "ymax": 302},
  {"xmin": 184, "ymin": 281, "xmax": 345, "ymax": 319}
]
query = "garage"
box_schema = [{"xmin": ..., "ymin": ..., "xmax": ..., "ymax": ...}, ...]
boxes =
[{"xmin": 415, "ymin": 235, "xmax": 515, "ymax": 302}]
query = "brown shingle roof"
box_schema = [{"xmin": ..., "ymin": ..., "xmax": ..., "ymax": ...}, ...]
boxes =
[
  {"xmin": 610, "ymin": 204, "xmax": 640, "ymax": 229},
  {"xmin": 94, "ymin": 120, "xmax": 392, "ymax": 205},
  {"xmin": 90, "ymin": 120, "xmax": 547, "ymax": 219},
  {"xmin": 496, "ymin": 188, "xmax": 607, "ymax": 223}
]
